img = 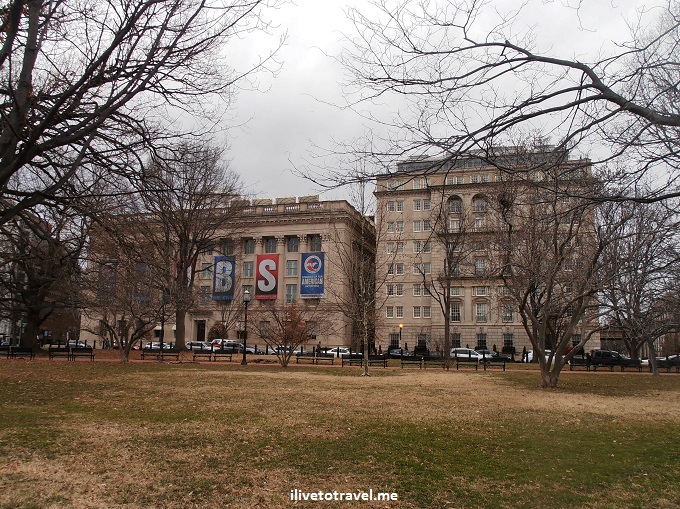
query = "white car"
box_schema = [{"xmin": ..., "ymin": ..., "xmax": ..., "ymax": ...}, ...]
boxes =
[
  {"xmin": 450, "ymin": 348, "xmax": 483, "ymax": 361},
  {"xmin": 322, "ymin": 347, "xmax": 354, "ymax": 358}
]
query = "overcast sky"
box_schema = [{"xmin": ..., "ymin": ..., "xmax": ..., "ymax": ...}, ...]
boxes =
[{"xmin": 224, "ymin": 0, "xmax": 663, "ymax": 203}]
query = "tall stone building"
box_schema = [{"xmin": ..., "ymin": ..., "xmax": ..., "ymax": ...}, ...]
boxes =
[{"xmin": 374, "ymin": 148, "xmax": 597, "ymax": 356}]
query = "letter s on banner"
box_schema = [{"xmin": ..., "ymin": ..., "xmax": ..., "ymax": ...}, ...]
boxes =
[{"xmin": 256, "ymin": 254, "xmax": 279, "ymax": 300}]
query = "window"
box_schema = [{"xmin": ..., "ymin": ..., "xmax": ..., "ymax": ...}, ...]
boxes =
[
  {"xmin": 243, "ymin": 261, "xmax": 254, "ymax": 277},
  {"xmin": 413, "ymin": 284, "xmax": 422, "ymax": 296},
  {"xmin": 476, "ymin": 333, "xmax": 488, "ymax": 349},
  {"xmin": 413, "ymin": 179, "xmax": 422, "ymax": 190},
  {"xmin": 503, "ymin": 334, "xmax": 514, "ymax": 348},
  {"xmin": 388, "ymin": 201, "xmax": 395, "ymax": 212},
  {"xmin": 389, "ymin": 333, "xmax": 400, "ymax": 349},
  {"xmin": 386, "ymin": 242, "xmax": 395, "ymax": 254},
  {"xmin": 473, "ymin": 286, "xmax": 488, "ymax": 296},
  {"xmin": 310, "ymin": 235, "xmax": 322, "ymax": 251},
  {"xmin": 413, "ymin": 220, "xmax": 421, "ymax": 232},
  {"xmin": 396, "ymin": 263, "xmax": 405, "ymax": 275},
  {"xmin": 476, "ymin": 303, "xmax": 488, "ymax": 322},
  {"xmin": 473, "ymin": 196, "xmax": 487, "ymax": 212},
  {"xmin": 386, "ymin": 306, "xmax": 394, "ymax": 318},
  {"xmin": 287, "ymin": 237, "xmax": 299, "ymax": 252},
  {"xmin": 452, "ymin": 333, "xmax": 462, "ymax": 348},
  {"xmin": 474, "ymin": 217, "xmax": 486, "ymax": 230},
  {"xmin": 456, "ymin": 176, "xmax": 464, "ymax": 185},
  {"xmin": 413, "ymin": 199, "xmax": 421, "ymax": 211},
  {"xmin": 423, "ymin": 241, "xmax": 431, "ymax": 253},
  {"xmin": 396, "ymin": 306, "xmax": 404, "ymax": 318},
  {"xmin": 397, "ymin": 242, "xmax": 405, "ymax": 254},
  {"xmin": 446, "ymin": 176, "xmax": 455, "ymax": 186},
  {"xmin": 475, "ymin": 259, "xmax": 486, "ymax": 276},
  {"xmin": 449, "ymin": 218, "xmax": 460, "ymax": 232},
  {"xmin": 423, "ymin": 306, "xmax": 431, "ymax": 318},
  {"xmin": 502, "ymin": 304, "xmax": 514, "ymax": 322},
  {"xmin": 396, "ymin": 221, "xmax": 404, "ymax": 233},
  {"xmin": 285, "ymin": 284, "xmax": 297, "ymax": 304},
  {"xmin": 286, "ymin": 259, "xmax": 298, "ymax": 276},
  {"xmin": 414, "ymin": 241, "xmax": 422, "ymax": 253},
  {"xmin": 200, "ymin": 262, "xmax": 212, "ymax": 280},
  {"xmin": 222, "ymin": 240, "xmax": 235, "ymax": 255},
  {"xmin": 396, "ymin": 200, "xmax": 404, "ymax": 212},
  {"xmin": 448, "ymin": 198, "xmax": 462, "ymax": 213},
  {"xmin": 480, "ymin": 174, "xmax": 489, "ymax": 183},
  {"xmin": 199, "ymin": 286, "xmax": 211, "ymax": 305},
  {"xmin": 387, "ymin": 283, "xmax": 394, "ymax": 296},
  {"xmin": 396, "ymin": 284, "xmax": 404, "ymax": 296},
  {"xmin": 470, "ymin": 175, "xmax": 479, "ymax": 184},
  {"xmin": 572, "ymin": 334, "xmax": 582, "ymax": 346},
  {"xmin": 423, "ymin": 262, "xmax": 431, "ymax": 274},
  {"xmin": 564, "ymin": 282, "xmax": 574, "ymax": 294},
  {"xmin": 265, "ymin": 237, "xmax": 277, "ymax": 253},
  {"xmin": 387, "ymin": 222, "xmax": 395, "ymax": 233},
  {"xmin": 451, "ymin": 286, "xmax": 463, "ymax": 296},
  {"xmin": 498, "ymin": 285, "xmax": 511, "ymax": 296},
  {"xmin": 413, "ymin": 306, "xmax": 421, "ymax": 318},
  {"xmin": 423, "ymin": 220, "xmax": 431, "ymax": 232},
  {"xmin": 451, "ymin": 304, "xmax": 461, "ymax": 322},
  {"xmin": 387, "ymin": 264, "xmax": 394, "ymax": 275},
  {"xmin": 244, "ymin": 238, "xmax": 255, "ymax": 254},
  {"xmin": 423, "ymin": 199, "xmax": 431, "ymax": 211}
]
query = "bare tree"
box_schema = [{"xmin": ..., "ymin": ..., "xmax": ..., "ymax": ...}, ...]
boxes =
[
  {"xmin": 250, "ymin": 302, "xmax": 327, "ymax": 367},
  {"xmin": 0, "ymin": 0, "xmax": 283, "ymax": 224},
  {"xmin": 322, "ymin": 0, "xmax": 680, "ymax": 204},
  {"xmin": 493, "ymin": 153, "xmax": 612, "ymax": 387},
  {"xmin": 0, "ymin": 205, "xmax": 87, "ymax": 349},
  {"xmin": 136, "ymin": 142, "xmax": 246, "ymax": 350},
  {"xmin": 326, "ymin": 179, "xmax": 380, "ymax": 375},
  {"xmin": 414, "ymin": 187, "xmax": 478, "ymax": 368},
  {"xmin": 599, "ymin": 199, "xmax": 680, "ymax": 375}
]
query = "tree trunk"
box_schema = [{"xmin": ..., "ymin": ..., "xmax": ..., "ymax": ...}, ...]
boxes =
[
  {"xmin": 22, "ymin": 317, "xmax": 40, "ymax": 350},
  {"xmin": 175, "ymin": 308, "xmax": 186, "ymax": 350}
]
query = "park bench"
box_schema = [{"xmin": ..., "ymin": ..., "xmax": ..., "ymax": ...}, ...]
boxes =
[
  {"xmin": 296, "ymin": 352, "xmax": 318, "ymax": 364},
  {"xmin": 192, "ymin": 349, "xmax": 214, "ymax": 362},
  {"xmin": 211, "ymin": 350, "xmax": 233, "ymax": 362},
  {"xmin": 619, "ymin": 359, "xmax": 643, "ymax": 372},
  {"xmin": 482, "ymin": 357, "xmax": 507, "ymax": 371},
  {"xmin": 69, "ymin": 347, "xmax": 95, "ymax": 361},
  {"xmin": 568, "ymin": 356, "xmax": 591, "ymax": 371},
  {"xmin": 48, "ymin": 345, "xmax": 70, "ymax": 360},
  {"xmin": 400, "ymin": 356, "xmax": 423, "ymax": 368},
  {"xmin": 655, "ymin": 357, "xmax": 680, "ymax": 373},
  {"xmin": 454, "ymin": 355, "xmax": 480, "ymax": 370},
  {"xmin": 423, "ymin": 356, "xmax": 446, "ymax": 369},
  {"xmin": 313, "ymin": 353, "xmax": 335, "ymax": 364},
  {"xmin": 341, "ymin": 354, "xmax": 389, "ymax": 368},
  {"xmin": 7, "ymin": 346, "xmax": 35, "ymax": 360},
  {"xmin": 141, "ymin": 348, "xmax": 181, "ymax": 361}
]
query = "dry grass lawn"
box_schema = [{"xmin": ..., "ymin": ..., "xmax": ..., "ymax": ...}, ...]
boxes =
[{"xmin": 0, "ymin": 359, "xmax": 678, "ymax": 508}]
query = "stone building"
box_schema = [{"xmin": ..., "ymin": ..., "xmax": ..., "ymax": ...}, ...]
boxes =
[
  {"xmin": 81, "ymin": 196, "xmax": 374, "ymax": 349},
  {"xmin": 374, "ymin": 148, "xmax": 598, "ymax": 356}
]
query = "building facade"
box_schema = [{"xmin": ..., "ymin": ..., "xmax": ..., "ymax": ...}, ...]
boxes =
[
  {"xmin": 81, "ymin": 196, "xmax": 374, "ymax": 349},
  {"xmin": 374, "ymin": 149, "xmax": 597, "ymax": 356}
]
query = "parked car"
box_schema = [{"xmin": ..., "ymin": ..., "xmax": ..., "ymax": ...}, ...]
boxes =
[
  {"xmin": 67, "ymin": 340, "xmax": 86, "ymax": 348},
  {"xmin": 186, "ymin": 341, "xmax": 213, "ymax": 350},
  {"xmin": 388, "ymin": 348, "xmax": 413, "ymax": 359},
  {"xmin": 450, "ymin": 348, "xmax": 483, "ymax": 361},
  {"xmin": 321, "ymin": 347, "xmax": 354, "ymax": 358},
  {"xmin": 147, "ymin": 342, "xmax": 173, "ymax": 350},
  {"xmin": 590, "ymin": 349, "xmax": 636, "ymax": 368}
]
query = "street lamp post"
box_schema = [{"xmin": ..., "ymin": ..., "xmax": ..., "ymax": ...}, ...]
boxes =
[
  {"xmin": 399, "ymin": 323, "xmax": 403, "ymax": 350},
  {"xmin": 242, "ymin": 289, "xmax": 251, "ymax": 366}
]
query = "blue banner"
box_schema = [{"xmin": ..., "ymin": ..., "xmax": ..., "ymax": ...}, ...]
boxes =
[
  {"xmin": 300, "ymin": 252, "xmax": 324, "ymax": 298},
  {"xmin": 213, "ymin": 256, "xmax": 235, "ymax": 300}
]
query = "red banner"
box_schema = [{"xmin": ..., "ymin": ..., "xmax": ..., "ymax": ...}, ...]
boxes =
[{"xmin": 255, "ymin": 254, "xmax": 279, "ymax": 300}]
